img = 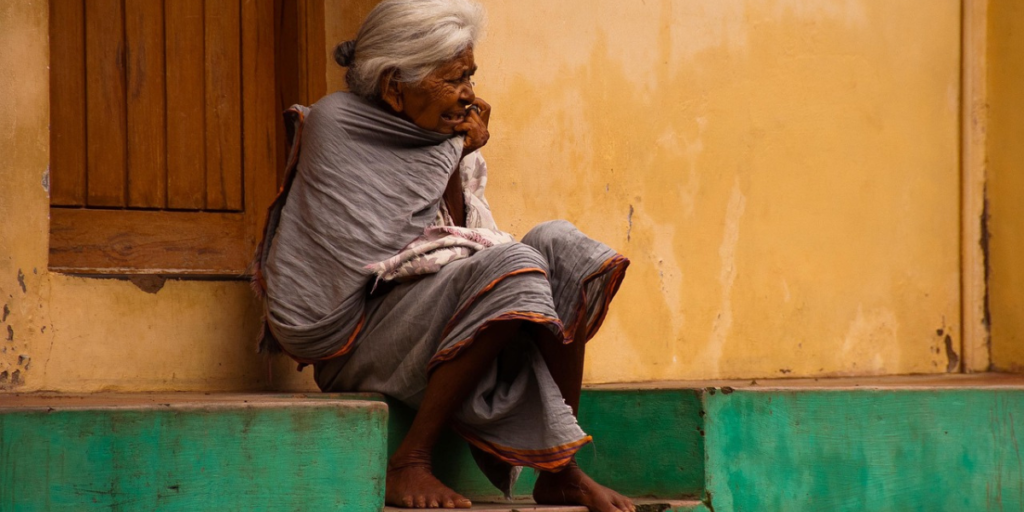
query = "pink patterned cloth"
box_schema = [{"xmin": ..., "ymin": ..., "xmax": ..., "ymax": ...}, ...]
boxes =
[{"xmin": 364, "ymin": 151, "xmax": 516, "ymax": 288}]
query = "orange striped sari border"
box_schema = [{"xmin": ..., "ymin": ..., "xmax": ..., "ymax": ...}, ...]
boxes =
[
  {"xmin": 439, "ymin": 267, "xmax": 549, "ymax": 341},
  {"xmin": 453, "ymin": 424, "xmax": 592, "ymax": 471},
  {"xmin": 282, "ymin": 312, "xmax": 367, "ymax": 364},
  {"xmin": 428, "ymin": 311, "xmax": 564, "ymax": 373},
  {"xmin": 561, "ymin": 254, "xmax": 631, "ymax": 345}
]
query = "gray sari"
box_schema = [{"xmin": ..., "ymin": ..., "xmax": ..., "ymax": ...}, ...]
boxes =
[{"xmin": 254, "ymin": 92, "xmax": 629, "ymax": 494}]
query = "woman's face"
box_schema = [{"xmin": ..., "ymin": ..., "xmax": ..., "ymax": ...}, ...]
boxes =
[{"xmin": 383, "ymin": 48, "xmax": 477, "ymax": 134}]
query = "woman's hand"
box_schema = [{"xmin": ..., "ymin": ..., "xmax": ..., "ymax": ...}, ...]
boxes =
[{"xmin": 456, "ymin": 98, "xmax": 490, "ymax": 157}]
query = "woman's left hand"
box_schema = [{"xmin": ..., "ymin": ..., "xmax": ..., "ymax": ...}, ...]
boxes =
[{"xmin": 457, "ymin": 98, "xmax": 490, "ymax": 157}]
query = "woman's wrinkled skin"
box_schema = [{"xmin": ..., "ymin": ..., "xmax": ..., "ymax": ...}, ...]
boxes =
[
  {"xmin": 380, "ymin": 48, "xmax": 490, "ymax": 157},
  {"xmin": 376, "ymin": 48, "xmax": 635, "ymax": 512}
]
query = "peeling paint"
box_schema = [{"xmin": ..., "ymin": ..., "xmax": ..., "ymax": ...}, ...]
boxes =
[
  {"xmin": 16, "ymin": 269, "xmax": 26, "ymax": 293},
  {"xmin": 2, "ymin": 304, "xmax": 8, "ymax": 322},
  {"xmin": 943, "ymin": 334, "xmax": 960, "ymax": 372},
  {"xmin": 5, "ymin": 325, "xmax": 12, "ymax": 342},
  {"xmin": 129, "ymin": 275, "xmax": 167, "ymax": 294}
]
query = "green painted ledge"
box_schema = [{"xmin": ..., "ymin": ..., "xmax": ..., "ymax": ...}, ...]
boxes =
[
  {"xmin": 704, "ymin": 387, "xmax": 1024, "ymax": 512},
  {"xmin": 385, "ymin": 387, "xmax": 706, "ymax": 501},
  {"xmin": 0, "ymin": 399, "xmax": 387, "ymax": 512}
]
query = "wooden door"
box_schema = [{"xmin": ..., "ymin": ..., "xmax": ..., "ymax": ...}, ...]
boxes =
[{"xmin": 48, "ymin": 0, "xmax": 278, "ymax": 275}]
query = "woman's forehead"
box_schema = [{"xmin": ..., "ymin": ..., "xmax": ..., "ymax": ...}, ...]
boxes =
[{"xmin": 437, "ymin": 48, "xmax": 476, "ymax": 73}]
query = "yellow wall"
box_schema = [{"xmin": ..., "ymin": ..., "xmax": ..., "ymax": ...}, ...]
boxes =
[
  {"xmin": 2, "ymin": 0, "xmax": 964, "ymax": 393},
  {"xmin": 988, "ymin": 0, "xmax": 1024, "ymax": 372},
  {"xmin": 469, "ymin": 0, "xmax": 963, "ymax": 381}
]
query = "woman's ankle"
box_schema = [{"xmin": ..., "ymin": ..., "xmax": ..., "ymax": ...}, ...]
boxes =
[{"xmin": 388, "ymin": 447, "xmax": 434, "ymax": 471}]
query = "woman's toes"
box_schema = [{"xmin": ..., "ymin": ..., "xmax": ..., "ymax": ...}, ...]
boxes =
[
  {"xmin": 415, "ymin": 495, "xmax": 427, "ymax": 508},
  {"xmin": 401, "ymin": 496, "xmax": 414, "ymax": 508}
]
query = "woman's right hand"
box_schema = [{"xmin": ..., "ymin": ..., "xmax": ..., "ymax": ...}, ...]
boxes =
[{"xmin": 457, "ymin": 98, "xmax": 491, "ymax": 157}]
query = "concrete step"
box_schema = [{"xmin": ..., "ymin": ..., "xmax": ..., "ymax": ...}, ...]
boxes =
[
  {"xmin": 0, "ymin": 393, "xmax": 388, "ymax": 511},
  {"xmin": 5, "ymin": 374, "xmax": 1021, "ymax": 511},
  {"xmin": 384, "ymin": 498, "xmax": 708, "ymax": 512},
  {"xmin": 692, "ymin": 373, "xmax": 1024, "ymax": 511}
]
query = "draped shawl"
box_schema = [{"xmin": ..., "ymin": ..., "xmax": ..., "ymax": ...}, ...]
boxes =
[{"xmin": 253, "ymin": 92, "xmax": 513, "ymax": 361}]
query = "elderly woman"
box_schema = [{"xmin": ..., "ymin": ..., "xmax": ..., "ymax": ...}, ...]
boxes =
[{"xmin": 253, "ymin": 1, "xmax": 632, "ymax": 510}]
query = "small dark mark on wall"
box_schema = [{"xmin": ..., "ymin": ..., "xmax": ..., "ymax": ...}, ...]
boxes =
[
  {"xmin": 1, "ymin": 304, "xmax": 8, "ymax": 322},
  {"xmin": 6, "ymin": 325, "xmax": 12, "ymax": 342},
  {"xmin": 627, "ymin": 205, "xmax": 634, "ymax": 242},
  {"xmin": 129, "ymin": 275, "xmax": 167, "ymax": 294},
  {"xmin": 18, "ymin": 354, "xmax": 30, "ymax": 370},
  {"xmin": 944, "ymin": 334, "xmax": 960, "ymax": 372},
  {"xmin": 721, "ymin": 386, "xmax": 735, "ymax": 394},
  {"xmin": 0, "ymin": 371, "xmax": 7, "ymax": 383},
  {"xmin": 936, "ymin": 328, "xmax": 944, "ymax": 336},
  {"xmin": 779, "ymin": 368, "xmax": 792, "ymax": 374},
  {"xmin": 11, "ymin": 370, "xmax": 21, "ymax": 385},
  {"xmin": 16, "ymin": 269, "xmax": 26, "ymax": 293}
]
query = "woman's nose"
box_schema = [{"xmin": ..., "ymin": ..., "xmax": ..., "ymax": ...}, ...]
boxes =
[{"xmin": 459, "ymin": 81, "xmax": 475, "ymax": 104}]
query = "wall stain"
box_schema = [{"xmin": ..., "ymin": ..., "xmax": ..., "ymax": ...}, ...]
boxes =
[
  {"xmin": 2, "ymin": 304, "xmax": 8, "ymax": 322},
  {"xmin": 943, "ymin": 334, "xmax": 960, "ymax": 372},
  {"xmin": 6, "ymin": 325, "xmax": 12, "ymax": 342},
  {"xmin": 627, "ymin": 205, "xmax": 634, "ymax": 242},
  {"xmin": 16, "ymin": 269, "xmax": 26, "ymax": 293},
  {"xmin": 129, "ymin": 275, "xmax": 167, "ymax": 294}
]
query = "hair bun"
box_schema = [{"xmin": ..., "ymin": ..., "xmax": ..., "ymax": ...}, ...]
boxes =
[{"xmin": 334, "ymin": 40, "xmax": 357, "ymax": 67}]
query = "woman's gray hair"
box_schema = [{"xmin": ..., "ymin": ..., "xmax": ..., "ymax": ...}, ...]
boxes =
[{"xmin": 336, "ymin": 0, "xmax": 485, "ymax": 100}]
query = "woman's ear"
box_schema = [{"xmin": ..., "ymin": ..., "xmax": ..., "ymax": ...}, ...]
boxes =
[{"xmin": 379, "ymin": 71, "xmax": 403, "ymax": 113}]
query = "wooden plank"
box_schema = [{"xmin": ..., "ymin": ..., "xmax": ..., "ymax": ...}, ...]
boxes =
[
  {"xmin": 242, "ymin": 0, "xmax": 280, "ymax": 248},
  {"xmin": 125, "ymin": 0, "xmax": 168, "ymax": 209},
  {"xmin": 204, "ymin": 0, "xmax": 243, "ymax": 211},
  {"xmin": 0, "ymin": 402, "xmax": 387, "ymax": 510},
  {"xmin": 302, "ymin": 0, "xmax": 327, "ymax": 103},
  {"xmin": 165, "ymin": 0, "xmax": 207, "ymax": 210},
  {"xmin": 84, "ymin": 0, "xmax": 128, "ymax": 207},
  {"xmin": 49, "ymin": 209, "xmax": 249, "ymax": 274},
  {"xmin": 48, "ymin": 0, "xmax": 87, "ymax": 207}
]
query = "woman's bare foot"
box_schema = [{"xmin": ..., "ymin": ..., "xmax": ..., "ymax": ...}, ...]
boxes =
[
  {"xmin": 385, "ymin": 464, "xmax": 472, "ymax": 509},
  {"xmin": 533, "ymin": 464, "xmax": 635, "ymax": 512}
]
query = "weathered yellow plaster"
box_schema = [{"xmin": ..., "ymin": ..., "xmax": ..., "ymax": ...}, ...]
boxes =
[
  {"xmin": 465, "ymin": 0, "xmax": 963, "ymax": 381},
  {"xmin": 3, "ymin": 0, "xmax": 967, "ymax": 392},
  {"xmin": 988, "ymin": 0, "xmax": 1024, "ymax": 372}
]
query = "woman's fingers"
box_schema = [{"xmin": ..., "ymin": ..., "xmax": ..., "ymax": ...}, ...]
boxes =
[{"xmin": 472, "ymin": 98, "xmax": 491, "ymax": 125}]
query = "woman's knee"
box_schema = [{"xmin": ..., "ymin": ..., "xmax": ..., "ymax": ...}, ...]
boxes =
[{"xmin": 521, "ymin": 220, "xmax": 581, "ymax": 254}]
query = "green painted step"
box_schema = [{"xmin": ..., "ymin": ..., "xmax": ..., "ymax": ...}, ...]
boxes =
[
  {"xmin": 700, "ymin": 374, "xmax": 1024, "ymax": 512},
  {"xmin": 0, "ymin": 394, "xmax": 387, "ymax": 512},
  {"xmin": 384, "ymin": 387, "xmax": 705, "ymax": 501}
]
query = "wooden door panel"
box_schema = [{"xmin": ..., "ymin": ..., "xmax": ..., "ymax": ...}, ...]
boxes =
[
  {"xmin": 49, "ymin": 0, "xmax": 277, "ymax": 275},
  {"xmin": 49, "ymin": 0, "xmax": 87, "ymax": 207},
  {"xmin": 204, "ymin": 0, "xmax": 244, "ymax": 211},
  {"xmin": 165, "ymin": 0, "xmax": 207, "ymax": 210},
  {"xmin": 50, "ymin": 210, "xmax": 248, "ymax": 275},
  {"xmin": 84, "ymin": 0, "xmax": 128, "ymax": 208},
  {"xmin": 125, "ymin": 0, "xmax": 168, "ymax": 209}
]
